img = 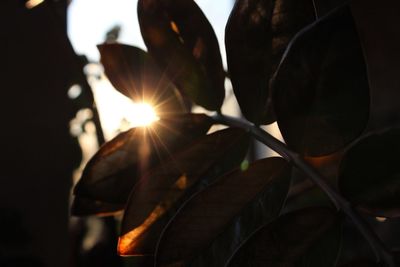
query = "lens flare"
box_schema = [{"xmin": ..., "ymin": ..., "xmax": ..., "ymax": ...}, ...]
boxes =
[{"xmin": 126, "ymin": 103, "xmax": 159, "ymax": 127}]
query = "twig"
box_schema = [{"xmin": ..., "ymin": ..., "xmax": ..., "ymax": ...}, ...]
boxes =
[{"xmin": 213, "ymin": 113, "xmax": 396, "ymax": 267}]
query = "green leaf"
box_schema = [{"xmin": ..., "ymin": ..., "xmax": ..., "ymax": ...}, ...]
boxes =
[
  {"xmin": 98, "ymin": 43, "xmax": 186, "ymax": 115},
  {"xmin": 155, "ymin": 157, "xmax": 291, "ymax": 267},
  {"xmin": 118, "ymin": 128, "xmax": 249, "ymax": 256},
  {"xmin": 226, "ymin": 207, "xmax": 337, "ymax": 267},
  {"xmin": 225, "ymin": 0, "xmax": 316, "ymax": 124},
  {"xmin": 73, "ymin": 114, "xmax": 212, "ymax": 206},
  {"xmin": 138, "ymin": 0, "xmax": 225, "ymax": 111},
  {"xmin": 71, "ymin": 196, "xmax": 124, "ymax": 217},
  {"xmin": 272, "ymin": 5, "xmax": 369, "ymax": 156},
  {"xmin": 339, "ymin": 127, "xmax": 400, "ymax": 218}
]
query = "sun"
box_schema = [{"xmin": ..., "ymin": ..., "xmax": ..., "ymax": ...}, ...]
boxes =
[
  {"xmin": 125, "ymin": 102, "xmax": 159, "ymax": 127},
  {"xmin": 85, "ymin": 73, "xmax": 159, "ymax": 140}
]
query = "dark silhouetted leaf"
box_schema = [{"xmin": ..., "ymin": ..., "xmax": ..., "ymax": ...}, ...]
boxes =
[
  {"xmin": 138, "ymin": 0, "xmax": 225, "ymax": 111},
  {"xmin": 73, "ymin": 114, "xmax": 212, "ymax": 206},
  {"xmin": 71, "ymin": 196, "xmax": 124, "ymax": 217},
  {"xmin": 298, "ymin": 219, "xmax": 342, "ymax": 267},
  {"xmin": 118, "ymin": 128, "xmax": 249, "ymax": 256},
  {"xmin": 273, "ymin": 5, "xmax": 369, "ymax": 156},
  {"xmin": 339, "ymin": 260, "xmax": 380, "ymax": 267},
  {"xmin": 226, "ymin": 0, "xmax": 315, "ymax": 124},
  {"xmin": 350, "ymin": 0, "xmax": 400, "ymax": 131},
  {"xmin": 284, "ymin": 185, "xmax": 332, "ymax": 215},
  {"xmin": 226, "ymin": 207, "xmax": 337, "ymax": 267},
  {"xmin": 339, "ymin": 127, "xmax": 400, "ymax": 218},
  {"xmin": 313, "ymin": 0, "xmax": 348, "ymax": 17},
  {"xmin": 284, "ymin": 152, "xmax": 342, "ymax": 213},
  {"xmin": 155, "ymin": 157, "xmax": 291, "ymax": 267},
  {"xmin": 98, "ymin": 43, "xmax": 186, "ymax": 115}
]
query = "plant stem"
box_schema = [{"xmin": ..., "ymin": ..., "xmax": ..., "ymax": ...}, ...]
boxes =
[{"xmin": 213, "ymin": 113, "xmax": 396, "ymax": 267}]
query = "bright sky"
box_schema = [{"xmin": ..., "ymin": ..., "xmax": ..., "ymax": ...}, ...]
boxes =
[
  {"xmin": 67, "ymin": 0, "xmax": 234, "ymax": 66},
  {"xmin": 67, "ymin": 0, "xmax": 234, "ymax": 140}
]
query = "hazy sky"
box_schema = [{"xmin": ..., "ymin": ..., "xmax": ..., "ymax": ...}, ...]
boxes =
[{"xmin": 68, "ymin": 0, "xmax": 234, "ymax": 65}]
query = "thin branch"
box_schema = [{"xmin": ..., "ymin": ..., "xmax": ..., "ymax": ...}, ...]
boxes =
[{"xmin": 212, "ymin": 113, "xmax": 396, "ymax": 267}]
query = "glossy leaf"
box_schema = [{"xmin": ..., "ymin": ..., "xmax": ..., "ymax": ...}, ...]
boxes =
[
  {"xmin": 118, "ymin": 128, "xmax": 249, "ymax": 256},
  {"xmin": 98, "ymin": 43, "xmax": 186, "ymax": 115},
  {"xmin": 73, "ymin": 114, "xmax": 212, "ymax": 205},
  {"xmin": 273, "ymin": 5, "xmax": 369, "ymax": 156},
  {"xmin": 71, "ymin": 196, "xmax": 124, "ymax": 217},
  {"xmin": 226, "ymin": 207, "xmax": 337, "ymax": 267},
  {"xmin": 155, "ymin": 157, "xmax": 291, "ymax": 267},
  {"xmin": 138, "ymin": 0, "xmax": 225, "ymax": 111},
  {"xmin": 339, "ymin": 128, "xmax": 400, "ymax": 218},
  {"xmin": 225, "ymin": 0, "xmax": 315, "ymax": 124}
]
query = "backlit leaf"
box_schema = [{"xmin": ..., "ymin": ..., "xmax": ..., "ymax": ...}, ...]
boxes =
[
  {"xmin": 226, "ymin": 207, "xmax": 337, "ymax": 266},
  {"xmin": 98, "ymin": 43, "xmax": 186, "ymax": 115},
  {"xmin": 118, "ymin": 128, "xmax": 249, "ymax": 256},
  {"xmin": 138, "ymin": 0, "xmax": 225, "ymax": 111},
  {"xmin": 73, "ymin": 114, "xmax": 212, "ymax": 206},
  {"xmin": 71, "ymin": 196, "xmax": 124, "ymax": 217},
  {"xmin": 339, "ymin": 127, "xmax": 400, "ymax": 218},
  {"xmin": 225, "ymin": 0, "xmax": 315, "ymax": 124},
  {"xmin": 155, "ymin": 157, "xmax": 291, "ymax": 267},
  {"xmin": 273, "ymin": 5, "xmax": 369, "ymax": 156}
]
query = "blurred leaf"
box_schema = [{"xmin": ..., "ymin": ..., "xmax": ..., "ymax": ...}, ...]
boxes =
[
  {"xmin": 298, "ymin": 219, "xmax": 342, "ymax": 267},
  {"xmin": 226, "ymin": 207, "xmax": 337, "ymax": 267},
  {"xmin": 71, "ymin": 196, "xmax": 124, "ymax": 217},
  {"xmin": 273, "ymin": 5, "xmax": 369, "ymax": 156},
  {"xmin": 339, "ymin": 260, "xmax": 380, "ymax": 267},
  {"xmin": 138, "ymin": 0, "xmax": 225, "ymax": 111},
  {"xmin": 98, "ymin": 43, "xmax": 186, "ymax": 115},
  {"xmin": 339, "ymin": 127, "xmax": 400, "ymax": 218},
  {"xmin": 225, "ymin": 0, "xmax": 315, "ymax": 124},
  {"xmin": 155, "ymin": 157, "xmax": 291, "ymax": 267},
  {"xmin": 73, "ymin": 114, "xmax": 212, "ymax": 206},
  {"xmin": 118, "ymin": 128, "xmax": 249, "ymax": 256}
]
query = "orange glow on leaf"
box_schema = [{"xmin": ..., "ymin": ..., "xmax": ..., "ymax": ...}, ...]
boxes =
[
  {"xmin": 118, "ymin": 174, "xmax": 188, "ymax": 255},
  {"xmin": 170, "ymin": 21, "xmax": 180, "ymax": 34},
  {"xmin": 25, "ymin": 0, "xmax": 44, "ymax": 9},
  {"xmin": 118, "ymin": 205, "xmax": 165, "ymax": 255}
]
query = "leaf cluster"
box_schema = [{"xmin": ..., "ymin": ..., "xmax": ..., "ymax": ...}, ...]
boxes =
[{"xmin": 72, "ymin": 0, "xmax": 400, "ymax": 266}]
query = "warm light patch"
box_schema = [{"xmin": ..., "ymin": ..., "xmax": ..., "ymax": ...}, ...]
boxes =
[
  {"xmin": 376, "ymin": 217, "xmax": 387, "ymax": 222},
  {"xmin": 118, "ymin": 205, "xmax": 165, "ymax": 255},
  {"xmin": 170, "ymin": 21, "xmax": 180, "ymax": 34},
  {"xmin": 25, "ymin": 0, "xmax": 44, "ymax": 9},
  {"xmin": 175, "ymin": 174, "xmax": 188, "ymax": 190},
  {"xmin": 118, "ymin": 175, "xmax": 189, "ymax": 255},
  {"xmin": 127, "ymin": 103, "xmax": 159, "ymax": 127},
  {"xmin": 90, "ymin": 77, "xmax": 159, "ymax": 140}
]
